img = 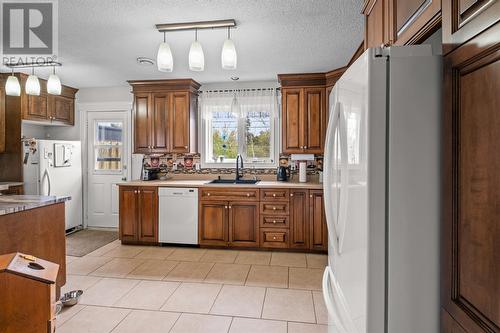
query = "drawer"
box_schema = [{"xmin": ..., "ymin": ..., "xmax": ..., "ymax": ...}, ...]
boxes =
[
  {"xmin": 261, "ymin": 215, "xmax": 289, "ymax": 228},
  {"xmin": 260, "ymin": 202, "xmax": 289, "ymax": 215},
  {"xmin": 200, "ymin": 188, "xmax": 259, "ymax": 201},
  {"xmin": 260, "ymin": 188, "xmax": 289, "ymax": 201},
  {"xmin": 260, "ymin": 228, "xmax": 289, "ymax": 248}
]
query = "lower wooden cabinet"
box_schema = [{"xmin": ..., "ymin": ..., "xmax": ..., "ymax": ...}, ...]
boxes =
[
  {"xmin": 199, "ymin": 187, "xmax": 327, "ymax": 252},
  {"xmin": 309, "ymin": 190, "xmax": 328, "ymax": 251},
  {"xmin": 199, "ymin": 201, "xmax": 259, "ymax": 247},
  {"xmin": 119, "ymin": 186, "xmax": 158, "ymax": 244},
  {"xmin": 289, "ymin": 189, "xmax": 310, "ymax": 249}
]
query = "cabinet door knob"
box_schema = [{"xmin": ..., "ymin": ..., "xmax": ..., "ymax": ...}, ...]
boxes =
[
  {"xmin": 273, "ymin": 236, "xmax": 277, "ymax": 240},
  {"xmin": 229, "ymin": 206, "xmax": 232, "ymax": 209},
  {"xmin": 273, "ymin": 207, "xmax": 276, "ymax": 210},
  {"xmin": 310, "ymin": 195, "xmax": 313, "ymax": 198},
  {"xmin": 290, "ymin": 193, "xmax": 294, "ymax": 197},
  {"xmin": 273, "ymin": 194, "xmax": 276, "ymax": 197},
  {"xmin": 225, "ymin": 206, "xmax": 228, "ymax": 209},
  {"xmin": 184, "ymin": 146, "xmax": 188, "ymax": 149},
  {"xmin": 304, "ymin": 146, "xmax": 308, "ymax": 149},
  {"xmin": 246, "ymin": 193, "xmax": 250, "ymax": 197},
  {"xmin": 207, "ymin": 193, "xmax": 211, "ymax": 196},
  {"xmin": 273, "ymin": 220, "xmax": 276, "ymax": 224}
]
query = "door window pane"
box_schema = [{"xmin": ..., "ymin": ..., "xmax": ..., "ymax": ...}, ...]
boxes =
[{"xmin": 94, "ymin": 121, "xmax": 123, "ymax": 171}]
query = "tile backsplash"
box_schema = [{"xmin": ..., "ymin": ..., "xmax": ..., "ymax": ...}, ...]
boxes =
[{"xmin": 142, "ymin": 153, "xmax": 323, "ymax": 175}]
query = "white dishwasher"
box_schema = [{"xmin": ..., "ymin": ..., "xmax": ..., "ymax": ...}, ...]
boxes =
[{"xmin": 158, "ymin": 187, "xmax": 198, "ymax": 244}]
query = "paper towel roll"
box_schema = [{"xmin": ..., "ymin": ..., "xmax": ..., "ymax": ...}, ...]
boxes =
[{"xmin": 299, "ymin": 162, "xmax": 307, "ymax": 183}]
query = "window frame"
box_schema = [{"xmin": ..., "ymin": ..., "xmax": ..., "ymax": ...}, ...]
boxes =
[{"xmin": 199, "ymin": 91, "xmax": 280, "ymax": 169}]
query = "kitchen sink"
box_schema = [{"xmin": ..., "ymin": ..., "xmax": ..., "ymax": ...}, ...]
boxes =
[{"xmin": 209, "ymin": 179, "xmax": 260, "ymax": 185}]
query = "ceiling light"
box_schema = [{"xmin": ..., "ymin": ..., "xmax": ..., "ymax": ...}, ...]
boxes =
[
  {"xmin": 221, "ymin": 27, "xmax": 237, "ymax": 70},
  {"xmin": 157, "ymin": 32, "xmax": 173, "ymax": 72},
  {"xmin": 47, "ymin": 66, "xmax": 61, "ymax": 95},
  {"xmin": 26, "ymin": 68, "xmax": 40, "ymax": 96},
  {"xmin": 189, "ymin": 29, "xmax": 204, "ymax": 71},
  {"xmin": 5, "ymin": 70, "xmax": 20, "ymax": 96}
]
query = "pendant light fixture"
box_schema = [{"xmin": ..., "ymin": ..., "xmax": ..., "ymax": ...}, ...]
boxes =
[
  {"xmin": 47, "ymin": 66, "xmax": 62, "ymax": 95},
  {"xmin": 189, "ymin": 29, "xmax": 204, "ymax": 71},
  {"xmin": 5, "ymin": 69, "xmax": 20, "ymax": 96},
  {"xmin": 221, "ymin": 27, "xmax": 237, "ymax": 70},
  {"xmin": 157, "ymin": 32, "xmax": 173, "ymax": 72},
  {"xmin": 26, "ymin": 67, "xmax": 40, "ymax": 96}
]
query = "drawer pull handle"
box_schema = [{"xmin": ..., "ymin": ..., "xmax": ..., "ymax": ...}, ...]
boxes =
[
  {"xmin": 246, "ymin": 193, "xmax": 250, "ymax": 197},
  {"xmin": 273, "ymin": 207, "xmax": 276, "ymax": 210},
  {"xmin": 273, "ymin": 194, "xmax": 276, "ymax": 197},
  {"xmin": 273, "ymin": 236, "xmax": 277, "ymax": 240},
  {"xmin": 273, "ymin": 220, "xmax": 276, "ymax": 224},
  {"xmin": 207, "ymin": 193, "xmax": 211, "ymax": 196}
]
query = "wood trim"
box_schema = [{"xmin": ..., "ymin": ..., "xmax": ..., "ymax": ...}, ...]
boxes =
[
  {"xmin": 277, "ymin": 73, "xmax": 326, "ymax": 88},
  {"xmin": 128, "ymin": 79, "xmax": 201, "ymax": 93},
  {"xmin": 347, "ymin": 42, "xmax": 365, "ymax": 67},
  {"xmin": 325, "ymin": 67, "xmax": 347, "ymax": 88}
]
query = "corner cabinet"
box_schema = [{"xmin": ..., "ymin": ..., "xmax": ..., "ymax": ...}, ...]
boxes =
[
  {"xmin": 279, "ymin": 74, "xmax": 327, "ymax": 154},
  {"xmin": 128, "ymin": 79, "xmax": 200, "ymax": 154},
  {"xmin": 119, "ymin": 186, "xmax": 158, "ymax": 244}
]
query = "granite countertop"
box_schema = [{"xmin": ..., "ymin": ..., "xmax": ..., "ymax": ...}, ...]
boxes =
[
  {"xmin": 0, "ymin": 182, "xmax": 24, "ymax": 191},
  {"xmin": 0, "ymin": 195, "xmax": 71, "ymax": 216},
  {"xmin": 118, "ymin": 179, "xmax": 324, "ymax": 189}
]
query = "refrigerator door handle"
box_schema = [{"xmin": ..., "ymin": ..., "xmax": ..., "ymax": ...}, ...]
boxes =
[
  {"xmin": 322, "ymin": 266, "xmax": 357, "ymax": 333},
  {"xmin": 41, "ymin": 169, "xmax": 51, "ymax": 196},
  {"xmin": 324, "ymin": 101, "xmax": 341, "ymax": 248},
  {"xmin": 337, "ymin": 104, "xmax": 349, "ymax": 254}
]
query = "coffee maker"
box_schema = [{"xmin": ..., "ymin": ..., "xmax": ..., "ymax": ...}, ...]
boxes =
[{"xmin": 276, "ymin": 166, "xmax": 290, "ymax": 181}]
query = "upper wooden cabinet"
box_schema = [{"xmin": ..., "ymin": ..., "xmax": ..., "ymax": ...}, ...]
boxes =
[
  {"xmin": 442, "ymin": 0, "xmax": 500, "ymax": 54},
  {"xmin": 128, "ymin": 79, "xmax": 200, "ymax": 154},
  {"xmin": 0, "ymin": 73, "xmax": 77, "ymax": 126},
  {"xmin": 278, "ymin": 73, "xmax": 327, "ymax": 154},
  {"xmin": 362, "ymin": 0, "xmax": 441, "ymax": 48}
]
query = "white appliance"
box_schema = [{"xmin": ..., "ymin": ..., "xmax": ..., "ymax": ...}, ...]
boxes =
[
  {"xmin": 322, "ymin": 46, "xmax": 441, "ymax": 333},
  {"xmin": 23, "ymin": 140, "xmax": 83, "ymax": 231},
  {"xmin": 158, "ymin": 187, "xmax": 198, "ymax": 244}
]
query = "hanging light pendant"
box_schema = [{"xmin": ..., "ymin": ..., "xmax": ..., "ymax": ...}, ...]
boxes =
[
  {"xmin": 157, "ymin": 32, "xmax": 173, "ymax": 72},
  {"xmin": 5, "ymin": 69, "xmax": 20, "ymax": 96},
  {"xmin": 26, "ymin": 68, "xmax": 40, "ymax": 96},
  {"xmin": 189, "ymin": 29, "xmax": 204, "ymax": 71},
  {"xmin": 47, "ymin": 66, "xmax": 62, "ymax": 95},
  {"xmin": 221, "ymin": 27, "xmax": 237, "ymax": 70}
]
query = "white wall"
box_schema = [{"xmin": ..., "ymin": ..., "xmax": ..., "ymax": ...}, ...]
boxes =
[
  {"xmin": 21, "ymin": 122, "xmax": 49, "ymax": 139},
  {"xmin": 200, "ymin": 80, "xmax": 279, "ymax": 91}
]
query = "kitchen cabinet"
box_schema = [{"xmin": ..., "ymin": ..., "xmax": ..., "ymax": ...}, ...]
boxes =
[
  {"xmin": 279, "ymin": 74, "xmax": 327, "ymax": 154},
  {"xmin": 119, "ymin": 186, "xmax": 158, "ymax": 244},
  {"xmin": 0, "ymin": 83, "xmax": 5, "ymax": 153},
  {"xmin": 17, "ymin": 76, "xmax": 77, "ymax": 125},
  {"xmin": 362, "ymin": 0, "xmax": 441, "ymax": 48},
  {"xmin": 309, "ymin": 190, "xmax": 328, "ymax": 251},
  {"xmin": 289, "ymin": 189, "xmax": 309, "ymax": 249},
  {"xmin": 441, "ymin": 16, "xmax": 500, "ymax": 333},
  {"xmin": 442, "ymin": 0, "xmax": 500, "ymax": 54},
  {"xmin": 199, "ymin": 189, "xmax": 260, "ymax": 247},
  {"xmin": 129, "ymin": 79, "xmax": 200, "ymax": 154},
  {"xmin": 199, "ymin": 201, "xmax": 228, "ymax": 246}
]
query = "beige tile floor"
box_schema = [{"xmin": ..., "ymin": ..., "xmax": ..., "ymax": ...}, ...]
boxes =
[{"xmin": 59, "ymin": 241, "xmax": 329, "ymax": 333}]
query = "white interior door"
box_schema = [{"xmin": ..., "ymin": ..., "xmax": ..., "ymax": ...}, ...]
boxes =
[{"xmin": 87, "ymin": 111, "xmax": 129, "ymax": 228}]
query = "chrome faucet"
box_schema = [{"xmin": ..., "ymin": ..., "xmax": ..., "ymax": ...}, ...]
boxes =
[{"xmin": 236, "ymin": 154, "xmax": 244, "ymax": 181}]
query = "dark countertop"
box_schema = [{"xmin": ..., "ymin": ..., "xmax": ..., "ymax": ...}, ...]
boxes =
[{"xmin": 0, "ymin": 195, "xmax": 71, "ymax": 216}]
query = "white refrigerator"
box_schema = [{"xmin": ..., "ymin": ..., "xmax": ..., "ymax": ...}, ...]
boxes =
[
  {"xmin": 23, "ymin": 140, "xmax": 83, "ymax": 231},
  {"xmin": 322, "ymin": 46, "xmax": 441, "ymax": 333}
]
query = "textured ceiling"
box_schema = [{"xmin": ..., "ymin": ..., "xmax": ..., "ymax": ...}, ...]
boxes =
[{"xmin": 11, "ymin": 0, "xmax": 365, "ymax": 88}]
